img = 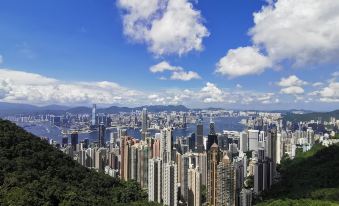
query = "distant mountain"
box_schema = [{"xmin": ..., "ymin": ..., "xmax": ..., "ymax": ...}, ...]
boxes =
[
  {"xmin": 0, "ymin": 119, "xmax": 159, "ymax": 205},
  {"xmin": 0, "ymin": 102, "xmax": 190, "ymax": 116},
  {"xmin": 283, "ymin": 110, "xmax": 339, "ymax": 122}
]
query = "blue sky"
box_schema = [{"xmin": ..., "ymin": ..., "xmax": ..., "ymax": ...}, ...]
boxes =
[{"xmin": 0, "ymin": 0, "xmax": 338, "ymax": 110}]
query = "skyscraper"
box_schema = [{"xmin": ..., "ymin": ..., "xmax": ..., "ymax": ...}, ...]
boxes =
[
  {"xmin": 207, "ymin": 143, "xmax": 219, "ymax": 206},
  {"xmin": 91, "ymin": 104, "xmax": 96, "ymax": 126},
  {"xmin": 148, "ymin": 158, "xmax": 163, "ymax": 203},
  {"xmin": 248, "ymin": 130, "xmax": 259, "ymax": 151},
  {"xmin": 98, "ymin": 122, "xmax": 105, "ymax": 147},
  {"xmin": 163, "ymin": 161, "xmax": 178, "ymax": 206},
  {"xmin": 187, "ymin": 165, "xmax": 201, "ymax": 206},
  {"xmin": 216, "ymin": 154, "xmax": 235, "ymax": 206},
  {"xmin": 206, "ymin": 119, "xmax": 218, "ymax": 151},
  {"xmin": 142, "ymin": 108, "xmax": 148, "ymax": 139},
  {"xmin": 70, "ymin": 132, "xmax": 78, "ymax": 151},
  {"xmin": 196, "ymin": 121, "xmax": 204, "ymax": 152}
]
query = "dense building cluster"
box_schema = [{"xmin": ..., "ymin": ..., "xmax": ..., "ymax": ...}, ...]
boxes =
[{"xmin": 4, "ymin": 105, "xmax": 339, "ymax": 206}]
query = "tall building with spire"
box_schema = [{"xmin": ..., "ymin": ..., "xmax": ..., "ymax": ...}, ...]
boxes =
[
  {"xmin": 141, "ymin": 108, "xmax": 148, "ymax": 139},
  {"xmin": 91, "ymin": 104, "xmax": 96, "ymax": 126},
  {"xmin": 206, "ymin": 118, "xmax": 218, "ymax": 151}
]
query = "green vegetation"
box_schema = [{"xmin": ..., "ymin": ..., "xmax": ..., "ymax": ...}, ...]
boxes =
[
  {"xmin": 259, "ymin": 143, "xmax": 339, "ymax": 205},
  {"xmin": 283, "ymin": 110, "xmax": 339, "ymax": 122},
  {"xmin": 0, "ymin": 119, "xmax": 160, "ymax": 206}
]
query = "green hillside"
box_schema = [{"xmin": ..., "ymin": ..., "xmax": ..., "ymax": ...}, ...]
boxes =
[
  {"xmin": 0, "ymin": 119, "xmax": 159, "ymax": 206},
  {"xmin": 258, "ymin": 144, "xmax": 339, "ymax": 205}
]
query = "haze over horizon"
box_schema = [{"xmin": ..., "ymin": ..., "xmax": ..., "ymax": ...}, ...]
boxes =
[{"xmin": 0, "ymin": 0, "xmax": 338, "ymax": 111}]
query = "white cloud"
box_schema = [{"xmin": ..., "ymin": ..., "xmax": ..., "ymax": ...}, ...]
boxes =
[
  {"xmin": 318, "ymin": 82, "xmax": 339, "ymax": 102},
  {"xmin": 280, "ymin": 86, "xmax": 304, "ymax": 94},
  {"xmin": 117, "ymin": 0, "xmax": 209, "ymax": 56},
  {"xmin": 215, "ymin": 46, "xmax": 272, "ymax": 77},
  {"xmin": 217, "ymin": 0, "xmax": 339, "ymax": 77},
  {"xmin": 312, "ymin": 82, "xmax": 323, "ymax": 87},
  {"xmin": 150, "ymin": 61, "xmax": 200, "ymax": 81},
  {"xmin": 170, "ymin": 70, "xmax": 201, "ymax": 81},
  {"xmin": 236, "ymin": 84, "xmax": 242, "ymax": 89},
  {"xmin": 200, "ymin": 82, "xmax": 224, "ymax": 103},
  {"xmin": 150, "ymin": 61, "xmax": 181, "ymax": 73},
  {"xmin": 277, "ymin": 75, "xmax": 307, "ymax": 87}
]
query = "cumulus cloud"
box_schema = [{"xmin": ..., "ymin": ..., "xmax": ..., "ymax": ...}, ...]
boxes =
[
  {"xmin": 170, "ymin": 71, "xmax": 200, "ymax": 81},
  {"xmin": 277, "ymin": 75, "xmax": 307, "ymax": 87},
  {"xmin": 150, "ymin": 61, "xmax": 200, "ymax": 81},
  {"xmin": 217, "ymin": 0, "xmax": 339, "ymax": 77},
  {"xmin": 312, "ymin": 82, "xmax": 323, "ymax": 87},
  {"xmin": 216, "ymin": 46, "xmax": 272, "ymax": 77},
  {"xmin": 0, "ymin": 68, "xmax": 304, "ymax": 107},
  {"xmin": 318, "ymin": 82, "xmax": 339, "ymax": 102},
  {"xmin": 117, "ymin": 0, "xmax": 209, "ymax": 56},
  {"xmin": 280, "ymin": 86, "xmax": 304, "ymax": 95}
]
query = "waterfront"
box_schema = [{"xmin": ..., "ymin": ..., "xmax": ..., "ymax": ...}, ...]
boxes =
[{"xmin": 17, "ymin": 116, "xmax": 245, "ymax": 143}]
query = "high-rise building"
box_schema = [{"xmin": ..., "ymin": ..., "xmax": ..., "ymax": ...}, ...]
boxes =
[
  {"xmin": 207, "ymin": 143, "xmax": 219, "ymax": 206},
  {"xmin": 70, "ymin": 132, "xmax": 78, "ymax": 151},
  {"xmin": 248, "ymin": 130, "xmax": 259, "ymax": 151},
  {"xmin": 196, "ymin": 121, "xmax": 204, "ymax": 152},
  {"xmin": 216, "ymin": 154, "xmax": 235, "ymax": 206},
  {"xmin": 62, "ymin": 135, "xmax": 68, "ymax": 148},
  {"xmin": 148, "ymin": 158, "xmax": 162, "ymax": 203},
  {"xmin": 95, "ymin": 148, "xmax": 107, "ymax": 172},
  {"xmin": 91, "ymin": 104, "xmax": 96, "ymax": 126},
  {"xmin": 240, "ymin": 132, "xmax": 248, "ymax": 152},
  {"xmin": 142, "ymin": 108, "xmax": 148, "ymax": 139},
  {"xmin": 206, "ymin": 119, "xmax": 218, "ymax": 151},
  {"xmin": 98, "ymin": 122, "xmax": 105, "ymax": 147},
  {"xmin": 163, "ymin": 161, "xmax": 178, "ymax": 206},
  {"xmin": 240, "ymin": 188, "xmax": 252, "ymax": 206},
  {"xmin": 181, "ymin": 153, "xmax": 193, "ymax": 202},
  {"xmin": 187, "ymin": 165, "xmax": 201, "ymax": 206}
]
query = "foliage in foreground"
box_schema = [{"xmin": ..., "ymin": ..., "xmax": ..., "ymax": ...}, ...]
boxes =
[
  {"xmin": 0, "ymin": 119, "xmax": 159, "ymax": 206},
  {"xmin": 259, "ymin": 143, "xmax": 339, "ymax": 205}
]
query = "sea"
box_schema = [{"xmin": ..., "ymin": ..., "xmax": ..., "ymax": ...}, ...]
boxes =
[{"xmin": 17, "ymin": 117, "xmax": 245, "ymax": 144}]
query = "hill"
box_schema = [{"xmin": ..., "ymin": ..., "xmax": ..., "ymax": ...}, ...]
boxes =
[
  {"xmin": 283, "ymin": 110, "xmax": 339, "ymax": 122},
  {"xmin": 258, "ymin": 144, "xmax": 339, "ymax": 205},
  {"xmin": 0, "ymin": 119, "xmax": 159, "ymax": 206}
]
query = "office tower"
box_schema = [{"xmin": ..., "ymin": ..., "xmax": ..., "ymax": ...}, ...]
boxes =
[
  {"xmin": 189, "ymin": 133, "xmax": 196, "ymax": 151},
  {"xmin": 240, "ymin": 132, "xmax": 248, "ymax": 152},
  {"xmin": 148, "ymin": 158, "xmax": 163, "ymax": 203},
  {"xmin": 216, "ymin": 153, "xmax": 235, "ymax": 206},
  {"xmin": 183, "ymin": 113, "xmax": 187, "ymax": 128},
  {"xmin": 207, "ymin": 143, "xmax": 219, "ymax": 206},
  {"xmin": 248, "ymin": 130, "xmax": 259, "ymax": 151},
  {"xmin": 62, "ymin": 135, "xmax": 68, "ymax": 147},
  {"xmin": 206, "ymin": 119, "xmax": 218, "ymax": 151},
  {"xmin": 98, "ymin": 122, "xmax": 105, "ymax": 147},
  {"xmin": 196, "ymin": 121, "xmax": 204, "ymax": 152},
  {"xmin": 163, "ymin": 162, "xmax": 178, "ymax": 206},
  {"xmin": 70, "ymin": 132, "xmax": 78, "ymax": 151},
  {"xmin": 142, "ymin": 108, "xmax": 148, "ymax": 139},
  {"xmin": 108, "ymin": 151, "xmax": 118, "ymax": 170},
  {"xmin": 95, "ymin": 148, "xmax": 107, "ymax": 172},
  {"xmin": 240, "ymin": 188, "xmax": 252, "ymax": 206},
  {"xmin": 188, "ymin": 165, "xmax": 201, "ymax": 206},
  {"xmin": 218, "ymin": 134, "xmax": 228, "ymax": 151},
  {"xmin": 276, "ymin": 133, "xmax": 281, "ymax": 164},
  {"xmin": 254, "ymin": 159, "xmax": 263, "ymax": 194},
  {"xmin": 83, "ymin": 138, "xmax": 89, "ymax": 149},
  {"xmin": 91, "ymin": 104, "xmax": 96, "ymax": 126}
]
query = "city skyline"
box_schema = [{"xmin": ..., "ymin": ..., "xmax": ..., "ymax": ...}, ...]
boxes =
[{"xmin": 0, "ymin": 0, "xmax": 339, "ymax": 110}]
